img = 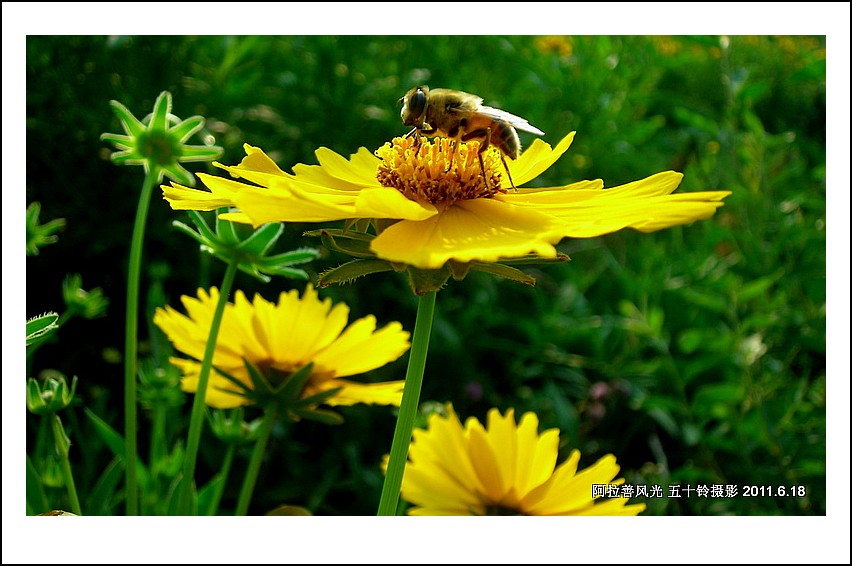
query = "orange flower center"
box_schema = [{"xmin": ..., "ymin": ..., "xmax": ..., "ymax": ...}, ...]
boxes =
[{"xmin": 375, "ymin": 136, "xmax": 506, "ymax": 204}]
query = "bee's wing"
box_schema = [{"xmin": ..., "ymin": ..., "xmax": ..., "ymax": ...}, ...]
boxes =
[{"xmin": 477, "ymin": 105, "xmax": 545, "ymax": 136}]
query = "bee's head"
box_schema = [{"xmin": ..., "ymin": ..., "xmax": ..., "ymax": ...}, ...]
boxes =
[{"xmin": 399, "ymin": 85, "xmax": 429, "ymax": 127}]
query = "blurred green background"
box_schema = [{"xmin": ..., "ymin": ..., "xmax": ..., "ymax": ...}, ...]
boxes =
[{"xmin": 26, "ymin": 35, "xmax": 826, "ymax": 515}]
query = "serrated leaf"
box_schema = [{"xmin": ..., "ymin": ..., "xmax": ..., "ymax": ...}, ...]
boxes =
[{"xmin": 27, "ymin": 312, "xmax": 60, "ymax": 345}]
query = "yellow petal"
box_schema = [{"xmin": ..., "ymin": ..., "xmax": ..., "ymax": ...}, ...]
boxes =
[
  {"xmin": 514, "ymin": 413, "xmax": 559, "ymax": 497},
  {"xmin": 162, "ymin": 181, "xmax": 237, "ymax": 211},
  {"xmin": 172, "ymin": 358, "xmax": 250, "ymax": 409},
  {"xmin": 407, "ymin": 506, "xmax": 482, "ymax": 516},
  {"xmin": 354, "ymin": 187, "xmax": 438, "ymax": 221},
  {"xmin": 466, "ymin": 418, "xmax": 506, "ymax": 502},
  {"xmin": 524, "ymin": 453, "xmax": 622, "ymax": 515},
  {"xmin": 504, "ymin": 171, "xmax": 731, "ymax": 238},
  {"xmin": 311, "ymin": 317, "xmax": 410, "ymax": 378},
  {"xmin": 408, "ymin": 407, "xmax": 488, "ymax": 497},
  {"xmin": 402, "ymin": 464, "xmax": 484, "ymax": 513},
  {"xmin": 226, "ymin": 180, "xmax": 356, "ymax": 225},
  {"xmin": 370, "ymin": 198, "xmax": 562, "ymax": 269},
  {"xmin": 497, "ymin": 179, "xmax": 604, "ymax": 202},
  {"xmin": 214, "ymin": 144, "xmax": 292, "ymax": 187},
  {"xmin": 315, "ymin": 146, "xmax": 383, "ymax": 187},
  {"xmin": 314, "ymin": 379, "xmax": 404, "ymax": 406},
  {"xmin": 256, "ymin": 286, "xmax": 349, "ymax": 368},
  {"xmin": 564, "ymin": 498, "xmax": 646, "ymax": 516},
  {"xmin": 508, "ymin": 132, "xmax": 576, "ymax": 187},
  {"xmin": 483, "ymin": 409, "xmax": 518, "ymax": 501}
]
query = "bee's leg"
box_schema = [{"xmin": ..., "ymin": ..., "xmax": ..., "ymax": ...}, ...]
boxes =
[
  {"xmin": 403, "ymin": 127, "xmax": 418, "ymax": 140},
  {"xmin": 463, "ymin": 127, "xmax": 493, "ymax": 191},
  {"xmin": 445, "ymin": 140, "xmax": 458, "ymax": 172},
  {"xmin": 499, "ymin": 153, "xmax": 517, "ymax": 191}
]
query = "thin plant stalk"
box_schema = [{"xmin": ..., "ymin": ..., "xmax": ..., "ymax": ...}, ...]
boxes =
[
  {"xmin": 377, "ymin": 291, "xmax": 437, "ymax": 516},
  {"xmin": 52, "ymin": 414, "xmax": 82, "ymax": 516},
  {"xmin": 123, "ymin": 168, "xmax": 159, "ymax": 516},
  {"xmin": 177, "ymin": 256, "xmax": 241, "ymax": 515},
  {"xmin": 234, "ymin": 405, "xmax": 278, "ymax": 516},
  {"xmin": 206, "ymin": 443, "xmax": 236, "ymax": 516}
]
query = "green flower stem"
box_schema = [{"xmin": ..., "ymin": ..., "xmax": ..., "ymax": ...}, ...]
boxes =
[
  {"xmin": 235, "ymin": 405, "xmax": 278, "ymax": 516},
  {"xmin": 177, "ymin": 255, "xmax": 240, "ymax": 515},
  {"xmin": 123, "ymin": 168, "xmax": 159, "ymax": 516},
  {"xmin": 149, "ymin": 403, "xmax": 167, "ymax": 480},
  {"xmin": 207, "ymin": 443, "xmax": 236, "ymax": 516},
  {"xmin": 377, "ymin": 291, "xmax": 437, "ymax": 516},
  {"xmin": 51, "ymin": 414, "xmax": 82, "ymax": 516}
]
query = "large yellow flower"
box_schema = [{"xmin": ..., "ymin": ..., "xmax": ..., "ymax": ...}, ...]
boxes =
[
  {"xmin": 398, "ymin": 405, "xmax": 645, "ymax": 516},
  {"xmin": 152, "ymin": 285, "xmax": 410, "ymax": 409},
  {"xmin": 163, "ymin": 132, "xmax": 730, "ymax": 270}
]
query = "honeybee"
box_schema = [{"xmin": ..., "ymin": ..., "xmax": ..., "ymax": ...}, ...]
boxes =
[{"xmin": 398, "ymin": 85, "xmax": 544, "ymax": 190}]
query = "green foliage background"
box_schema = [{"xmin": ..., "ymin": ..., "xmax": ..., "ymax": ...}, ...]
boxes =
[{"xmin": 26, "ymin": 35, "xmax": 826, "ymax": 515}]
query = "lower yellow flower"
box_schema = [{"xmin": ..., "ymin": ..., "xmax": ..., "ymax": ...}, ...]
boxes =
[
  {"xmin": 153, "ymin": 285, "xmax": 410, "ymax": 409},
  {"xmin": 399, "ymin": 405, "xmax": 646, "ymax": 516}
]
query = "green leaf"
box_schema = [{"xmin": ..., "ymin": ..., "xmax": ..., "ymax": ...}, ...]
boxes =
[
  {"xmin": 87, "ymin": 456, "xmax": 125, "ymax": 516},
  {"xmin": 166, "ymin": 474, "xmax": 195, "ymax": 516},
  {"xmin": 27, "ymin": 312, "xmax": 60, "ymax": 346},
  {"xmin": 84, "ymin": 409, "xmax": 150, "ymax": 486},
  {"xmin": 198, "ymin": 474, "xmax": 227, "ymax": 516},
  {"xmin": 739, "ymin": 271, "xmax": 783, "ymax": 303}
]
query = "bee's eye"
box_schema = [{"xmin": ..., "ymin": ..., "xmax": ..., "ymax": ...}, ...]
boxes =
[{"xmin": 408, "ymin": 89, "xmax": 427, "ymax": 117}]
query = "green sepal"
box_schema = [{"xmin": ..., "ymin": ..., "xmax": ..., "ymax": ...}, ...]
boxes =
[
  {"xmin": 468, "ymin": 262, "xmax": 537, "ymax": 286},
  {"xmin": 235, "ymin": 223, "xmax": 284, "ymax": 256},
  {"xmin": 216, "ymin": 208, "xmax": 245, "ymax": 246},
  {"xmin": 26, "ymin": 202, "xmax": 66, "ymax": 256},
  {"xmin": 26, "ymin": 375, "xmax": 77, "ymax": 415},
  {"xmin": 317, "ymin": 259, "xmax": 396, "ymax": 287},
  {"xmin": 315, "ymin": 229, "xmax": 376, "ymax": 258},
  {"xmin": 498, "ymin": 252, "xmax": 571, "ymax": 266},
  {"xmin": 212, "ymin": 361, "xmax": 345, "ymax": 423},
  {"xmin": 274, "ymin": 362, "xmax": 315, "ymax": 401},
  {"xmin": 305, "ymin": 228, "xmax": 375, "ymax": 242},
  {"xmin": 175, "ymin": 209, "xmax": 317, "ymax": 283},
  {"xmin": 289, "ymin": 407, "xmax": 344, "ymax": 425},
  {"xmin": 208, "ymin": 407, "xmax": 262, "ymax": 445},
  {"xmin": 62, "ymin": 274, "xmax": 109, "ymax": 319},
  {"xmin": 405, "ymin": 265, "xmax": 453, "ymax": 296}
]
